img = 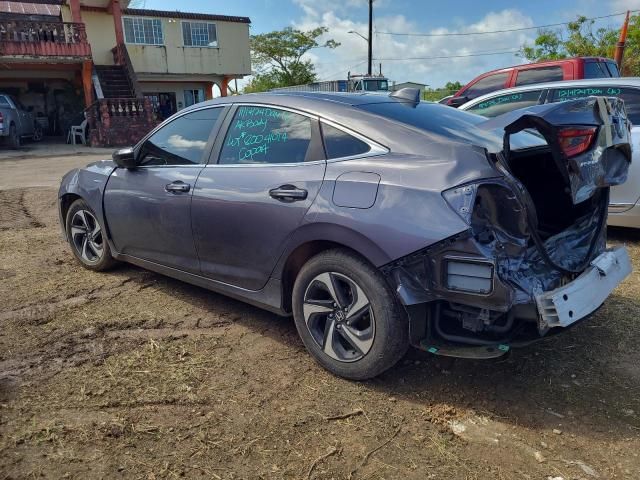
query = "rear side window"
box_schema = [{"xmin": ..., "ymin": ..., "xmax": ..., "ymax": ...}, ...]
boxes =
[
  {"xmin": 0, "ymin": 96, "xmax": 10, "ymax": 108},
  {"xmin": 466, "ymin": 90, "xmax": 544, "ymax": 118},
  {"xmin": 515, "ymin": 66, "xmax": 563, "ymax": 86},
  {"xmin": 219, "ymin": 106, "xmax": 312, "ymax": 164},
  {"xmin": 584, "ymin": 61, "xmax": 612, "ymax": 78},
  {"xmin": 139, "ymin": 107, "xmax": 222, "ymax": 166},
  {"xmin": 606, "ymin": 62, "xmax": 620, "ymax": 77},
  {"xmin": 463, "ymin": 72, "xmax": 510, "ymax": 100},
  {"xmin": 322, "ymin": 123, "xmax": 370, "ymax": 159},
  {"xmin": 549, "ymin": 86, "xmax": 640, "ymax": 124}
]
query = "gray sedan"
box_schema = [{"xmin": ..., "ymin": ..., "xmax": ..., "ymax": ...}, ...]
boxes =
[
  {"xmin": 459, "ymin": 77, "xmax": 640, "ymax": 228},
  {"xmin": 58, "ymin": 90, "xmax": 632, "ymax": 379}
]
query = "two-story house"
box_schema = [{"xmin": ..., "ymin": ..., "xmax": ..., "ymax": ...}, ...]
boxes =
[{"xmin": 0, "ymin": 0, "xmax": 251, "ymax": 146}]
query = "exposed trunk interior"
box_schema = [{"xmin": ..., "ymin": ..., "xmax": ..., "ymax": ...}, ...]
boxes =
[{"xmin": 504, "ymin": 146, "xmax": 605, "ymax": 240}]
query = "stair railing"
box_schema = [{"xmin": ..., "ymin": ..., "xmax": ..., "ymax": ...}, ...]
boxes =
[{"xmin": 111, "ymin": 43, "xmax": 143, "ymax": 98}]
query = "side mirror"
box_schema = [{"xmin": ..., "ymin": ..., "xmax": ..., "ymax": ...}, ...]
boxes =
[
  {"xmin": 112, "ymin": 147, "xmax": 138, "ymax": 168},
  {"xmin": 447, "ymin": 96, "xmax": 470, "ymax": 108}
]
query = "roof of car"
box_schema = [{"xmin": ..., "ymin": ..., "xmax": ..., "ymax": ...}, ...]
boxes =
[
  {"xmin": 179, "ymin": 91, "xmax": 413, "ymax": 118},
  {"xmin": 460, "ymin": 77, "xmax": 640, "ymax": 109}
]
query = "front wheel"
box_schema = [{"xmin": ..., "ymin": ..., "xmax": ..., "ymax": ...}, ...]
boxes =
[
  {"xmin": 292, "ymin": 249, "xmax": 409, "ymax": 380},
  {"xmin": 66, "ymin": 199, "xmax": 116, "ymax": 271}
]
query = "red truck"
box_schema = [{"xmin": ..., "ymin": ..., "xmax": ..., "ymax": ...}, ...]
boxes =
[{"xmin": 447, "ymin": 57, "xmax": 620, "ymax": 107}]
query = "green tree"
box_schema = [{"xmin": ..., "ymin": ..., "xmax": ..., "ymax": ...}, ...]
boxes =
[
  {"xmin": 244, "ymin": 27, "xmax": 340, "ymax": 93},
  {"xmin": 520, "ymin": 14, "xmax": 640, "ymax": 76}
]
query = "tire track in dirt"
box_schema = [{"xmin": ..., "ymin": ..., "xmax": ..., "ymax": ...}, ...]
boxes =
[{"xmin": 0, "ymin": 189, "xmax": 44, "ymax": 231}]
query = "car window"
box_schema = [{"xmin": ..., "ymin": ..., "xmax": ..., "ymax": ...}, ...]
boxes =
[
  {"xmin": 322, "ymin": 123, "xmax": 370, "ymax": 159},
  {"xmin": 0, "ymin": 96, "xmax": 10, "ymax": 108},
  {"xmin": 9, "ymin": 96, "xmax": 25, "ymax": 110},
  {"xmin": 549, "ymin": 86, "xmax": 640, "ymax": 124},
  {"xmin": 466, "ymin": 90, "xmax": 544, "ymax": 118},
  {"xmin": 219, "ymin": 106, "xmax": 312, "ymax": 164},
  {"xmin": 139, "ymin": 107, "xmax": 222, "ymax": 166},
  {"xmin": 606, "ymin": 61, "xmax": 620, "ymax": 77},
  {"xmin": 464, "ymin": 72, "xmax": 510, "ymax": 100},
  {"xmin": 584, "ymin": 61, "xmax": 611, "ymax": 78},
  {"xmin": 515, "ymin": 66, "xmax": 563, "ymax": 86}
]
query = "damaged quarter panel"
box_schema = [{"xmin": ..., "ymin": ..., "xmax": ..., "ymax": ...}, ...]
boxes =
[{"xmin": 299, "ymin": 140, "xmax": 500, "ymax": 268}]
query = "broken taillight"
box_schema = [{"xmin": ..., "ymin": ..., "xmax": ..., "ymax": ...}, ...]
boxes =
[{"xmin": 557, "ymin": 127, "xmax": 597, "ymax": 158}]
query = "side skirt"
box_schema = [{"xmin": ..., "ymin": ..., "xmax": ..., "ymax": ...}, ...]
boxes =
[{"xmin": 112, "ymin": 252, "xmax": 289, "ymax": 316}]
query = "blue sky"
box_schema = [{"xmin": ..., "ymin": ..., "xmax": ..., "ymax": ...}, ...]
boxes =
[{"xmin": 138, "ymin": 0, "xmax": 640, "ymax": 88}]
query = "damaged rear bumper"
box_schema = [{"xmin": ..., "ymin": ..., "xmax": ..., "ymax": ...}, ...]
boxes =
[
  {"xmin": 535, "ymin": 246, "xmax": 631, "ymax": 329},
  {"xmin": 384, "ymin": 240, "xmax": 631, "ymax": 358}
]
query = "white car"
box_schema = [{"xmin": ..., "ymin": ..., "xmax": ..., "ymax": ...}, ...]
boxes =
[{"xmin": 459, "ymin": 78, "xmax": 640, "ymax": 228}]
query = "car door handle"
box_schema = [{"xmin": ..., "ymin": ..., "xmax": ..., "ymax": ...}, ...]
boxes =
[
  {"xmin": 165, "ymin": 181, "xmax": 191, "ymax": 193},
  {"xmin": 269, "ymin": 185, "xmax": 308, "ymax": 201}
]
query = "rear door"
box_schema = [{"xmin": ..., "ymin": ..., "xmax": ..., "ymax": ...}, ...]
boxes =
[
  {"xmin": 9, "ymin": 96, "xmax": 33, "ymax": 136},
  {"xmin": 548, "ymin": 85, "xmax": 640, "ymax": 210},
  {"xmin": 103, "ymin": 106, "xmax": 226, "ymax": 273},
  {"xmin": 192, "ymin": 104, "xmax": 326, "ymax": 290}
]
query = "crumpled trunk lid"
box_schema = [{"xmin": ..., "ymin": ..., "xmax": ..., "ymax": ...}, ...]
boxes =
[{"xmin": 479, "ymin": 96, "xmax": 632, "ymax": 205}]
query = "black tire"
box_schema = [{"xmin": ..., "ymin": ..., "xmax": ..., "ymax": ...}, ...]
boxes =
[
  {"xmin": 292, "ymin": 249, "xmax": 409, "ymax": 380},
  {"xmin": 65, "ymin": 199, "xmax": 116, "ymax": 271},
  {"xmin": 8, "ymin": 124, "xmax": 20, "ymax": 149}
]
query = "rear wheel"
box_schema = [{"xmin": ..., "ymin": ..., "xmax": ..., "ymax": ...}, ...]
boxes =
[
  {"xmin": 66, "ymin": 199, "xmax": 116, "ymax": 271},
  {"xmin": 292, "ymin": 249, "xmax": 409, "ymax": 380},
  {"xmin": 8, "ymin": 124, "xmax": 20, "ymax": 149}
]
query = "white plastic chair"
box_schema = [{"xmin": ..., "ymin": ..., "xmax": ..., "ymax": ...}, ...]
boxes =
[{"xmin": 67, "ymin": 119, "xmax": 87, "ymax": 145}]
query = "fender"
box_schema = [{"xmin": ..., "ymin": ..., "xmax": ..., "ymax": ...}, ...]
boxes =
[{"xmin": 58, "ymin": 160, "xmax": 116, "ymax": 245}]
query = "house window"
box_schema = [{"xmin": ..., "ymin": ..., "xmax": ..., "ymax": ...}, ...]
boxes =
[
  {"xmin": 182, "ymin": 21, "xmax": 218, "ymax": 47},
  {"xmin": 184, "ymin": 89, "xmax": 205, "ymax": 107},
  {"xmin": 123, "ymin": 17, "xmax": 164, "ymax": 45}
]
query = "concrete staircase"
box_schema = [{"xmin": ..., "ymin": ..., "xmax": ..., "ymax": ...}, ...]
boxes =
[{"xmin": 94, "ymin": 65, "xmax": 136, "ymax": 99}]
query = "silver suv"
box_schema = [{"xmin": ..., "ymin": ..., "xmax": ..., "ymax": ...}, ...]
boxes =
[
  {"xmin": 459, "ymin": 78, "xmax": 640, "ymax": 228},
  {"xmin": 0, "ymin": 94, "xmax": 43, "ymax": 149}
]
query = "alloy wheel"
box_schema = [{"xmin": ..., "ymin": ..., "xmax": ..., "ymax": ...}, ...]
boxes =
[
  {"xmin": 70, "ymin": 210, "xmax": 104, "ymax": 264},
  {"xmin": 302, "ymin": 272, "xmax": 375, "ymax": 362}
]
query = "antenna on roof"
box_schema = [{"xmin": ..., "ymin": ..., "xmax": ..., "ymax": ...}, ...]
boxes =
[{"xmin": 389, "ymin": 88, "xmax": 421, "ymax": 105}]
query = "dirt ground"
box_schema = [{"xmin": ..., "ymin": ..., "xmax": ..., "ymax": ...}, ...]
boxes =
[{"xmin": 1, "ymin": 159, "xmax": 639, "ymax": 479}]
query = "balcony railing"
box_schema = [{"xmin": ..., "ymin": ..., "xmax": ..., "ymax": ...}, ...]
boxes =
[
  {"xmin": 0, "ymin": 20, "xmax": 91, "ymax": 58},
  {"xmin": 86, "ymin": 98, "xmax": 159, "ymax": 147}
]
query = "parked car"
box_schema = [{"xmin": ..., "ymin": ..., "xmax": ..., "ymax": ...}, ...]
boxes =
[
  {"xmin": 58, "ymin": 89, "xmax": 632, "ymax": 379},
  {"xmin": 447, "ymin": 57, "xmax": 620, "ymax": 107},
  {"xmin": 0, "ymin": 94, "xmax": 43, "ymax": 148},
  {"xmin": 458, "ymin": 77, "xmax": 640, "ymax": 229}
]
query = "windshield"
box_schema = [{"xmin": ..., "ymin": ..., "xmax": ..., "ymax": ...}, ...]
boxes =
[
  {"xmin": 359, "ymin": 101, "xmax": 546, "ymax": 152},
  {"xmin": 360, "ymin": 80, "xmax": 389, "ymax": 92}
]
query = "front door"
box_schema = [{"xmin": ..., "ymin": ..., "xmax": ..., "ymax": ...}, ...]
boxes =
[
  {"xmin": 104, "ymin": 106, "xmax": 226, "ymax": 272},
  {"xmin": 192, "ymin": 104, "xmax": 326, "ymax": 290}
]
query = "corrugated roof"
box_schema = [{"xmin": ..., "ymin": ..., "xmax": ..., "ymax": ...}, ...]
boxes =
[
  {"xmin": 122, "ymin": 8, "xmax": 250, "ymax": 24},
  {"xmin": 0, "ymin": 1, "xmax": 61, "ymax": 16}
]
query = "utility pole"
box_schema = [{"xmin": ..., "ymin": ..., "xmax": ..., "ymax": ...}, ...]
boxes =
[
  {"xmin": 368, "ymin": 0, "xmax": 373, "ymax": 76},
  {"xmin": 614, "ymin": 10, "xmax": 631, "ymax": 71}
]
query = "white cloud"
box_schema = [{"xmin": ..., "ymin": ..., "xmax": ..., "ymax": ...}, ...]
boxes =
[
  {"xmin": 611, "ymin": 0, "xmax": 640, "ymax": 11},
  {"xmin": 294, "ymin": 8, "xmax": 536, "ymax": 89}
]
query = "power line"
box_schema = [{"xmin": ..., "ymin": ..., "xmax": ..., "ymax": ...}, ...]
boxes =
[
  {"xmin": 375, "ymin": 49, "xmax": 520, "ymax": 61},
  {"xmin": 375, "ymin": 10, "xmax": 638, "ymax": 37}
]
